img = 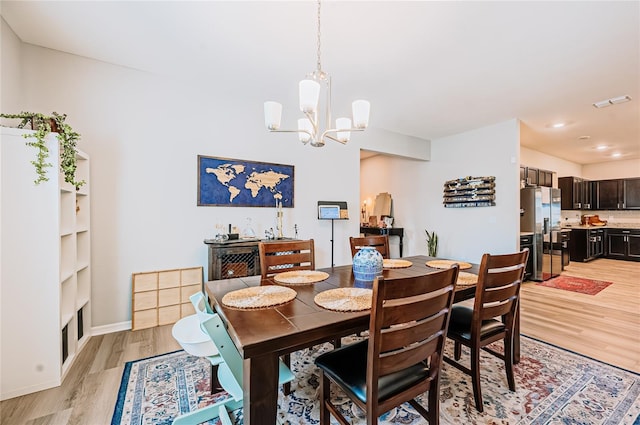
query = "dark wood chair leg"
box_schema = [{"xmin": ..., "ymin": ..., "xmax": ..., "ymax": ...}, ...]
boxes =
[
  {"xmin": 454, "ymin": 341, "xmax": 462, "ymax": 360},
  {"xmin": 471, "ymin": 345, "xmax": 483, "ymax": 412},
  {"xmin": 428, "ymin": 379, "xmax": 440, "ymax": 425},
  {"xmin": 333, "ymin": 338, "xmax": 341, "ymax": 349},
  {"xmin": 505, "ymin": 334, "xmax": 516, "ymax": 391},
  {"xmin": 320, "ymin": 372, "xmax": 330, "ymax": 425}
]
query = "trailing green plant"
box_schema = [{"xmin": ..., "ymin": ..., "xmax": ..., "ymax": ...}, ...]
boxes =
[
  {"xmin": 425, "ymin": 229, "xmax": 438, "ymax": 257},
  {"xmin": 0, "ymin": 111, "xmax": 85, "ymax": 189}
]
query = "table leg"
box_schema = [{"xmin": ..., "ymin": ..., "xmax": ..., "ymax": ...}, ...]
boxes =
[
  {"xmin": 399, "ymin": 235, "xmax": 403, "ymax": 257},
  {"xmin": 243, "ymin": 353, "xmax": 279, "ymax": 425}
]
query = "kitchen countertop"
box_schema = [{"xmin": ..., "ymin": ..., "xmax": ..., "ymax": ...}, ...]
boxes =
[
  {"xmin": 520, "ymin": 231, "xmax": 534, "ymax": 237},
  {"xmin": 561, "ymin": 223, "xmax": 640, "ymax": 230}
]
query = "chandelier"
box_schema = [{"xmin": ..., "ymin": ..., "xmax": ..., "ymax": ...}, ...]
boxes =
[{"xmin": 263, "ymin": 0, "xmax": 370, "ymax": 147}]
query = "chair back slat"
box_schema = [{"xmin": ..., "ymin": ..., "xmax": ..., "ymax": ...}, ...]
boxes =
[
  {"xmin": 480, "ymin": 299, "xmax": 517, "ymax": 320},
  {"xmin": 258, "ymin": 240, "xmax": 315, "ymax": 278},
  {"xmin": 379, "ymin": 334, "xmax": 442, "ymax": 376},
  {"xmin": 367, "ymin": 266, "xmax": 458, "ymax": 397},
  {"xmin": 482, "ymin": 282, "xmax": 519, "ymax": 304},
  {"xmin": 349, "ymin": 235, "xmax": 390, "ymax": 259},
  {"xmin": 484, "ymin": 267, "xmax": 525, "ymax": 288},
  {"xmin": 380, "ymin": 309, "xmax": 448, "ymax": 353},
  {"xmin": 382, "ymin": 290, "xmax": 452, "ymax": 328}
]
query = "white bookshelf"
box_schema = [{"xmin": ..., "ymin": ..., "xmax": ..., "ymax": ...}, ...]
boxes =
[{"xmin": 1, "ymin": 127, "xmax": 91, "ymax": 400}]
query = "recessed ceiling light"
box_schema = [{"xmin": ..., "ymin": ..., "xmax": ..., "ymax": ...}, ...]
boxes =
[
  {"xmin": 611, "ymin": 152, "xmax": 622, "ymax": 158},
  {"xmin": 593, "ymin": 95, "xmax": 632, "ymax": 108},
  {"xmin": 595, "ymin": 145, "xmax": 608, "ymax": 150},
  {"xmin": 551, "ymin": 122, "xmax": 565, "ymax": 128},
  {"xmin": 578, "ymin": 135, "xmax": 591, "ymax": 140}
]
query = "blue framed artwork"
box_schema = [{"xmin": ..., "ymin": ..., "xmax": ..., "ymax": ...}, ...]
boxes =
[{"xmin": 197, "ymin": 155, "xmax": 294, "ymax": 207}]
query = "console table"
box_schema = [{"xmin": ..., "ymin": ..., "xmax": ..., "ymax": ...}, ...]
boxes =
[
  {"xmin": 204, "ymin": 238, "xmax": 297, "ymax": 281},
  {"xmin": 359, "ymin": 226, "xmax": 405, "ymax": 257}
]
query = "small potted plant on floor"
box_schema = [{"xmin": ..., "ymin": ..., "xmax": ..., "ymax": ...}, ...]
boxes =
[{"xmin": 0, "ymin": 111, "xmax": 85, "ymax": 189}]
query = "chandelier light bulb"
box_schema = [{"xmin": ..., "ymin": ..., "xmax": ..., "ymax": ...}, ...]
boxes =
[
  {"xmin": 336, "ymin": 117, "xmax": 352, "ymax": 143},
  {"xmin": 352, "ymin": 100, "xmax": 370, "ymax": 129},
  {"xmin": 297, "ymin": 118, "xmax": 313, "ymax": 143},
  {"xmin": 264, "ymin": 101, "xmax": 283, "ymax": 130},
  {"xmin": 299, "ymin": 80, "xmax": 320, "ymax": 113}
]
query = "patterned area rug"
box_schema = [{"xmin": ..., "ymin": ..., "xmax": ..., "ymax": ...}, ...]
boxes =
[
  {"xmin": 112, "ymin": 336, "xmax": 640, "ymax": 425},
  {"xmin": 538, "ymin": 275, "xmax": 613, "ymax": 295}
]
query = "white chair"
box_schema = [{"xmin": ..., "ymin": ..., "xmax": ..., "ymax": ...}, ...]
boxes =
[
  {"xmin": 172, "ymin": 314, "xmax": 295, "ymax": 425},
  {"xmin": 171, "ymin": 292, "xmax": 223, "ymax": 391}
]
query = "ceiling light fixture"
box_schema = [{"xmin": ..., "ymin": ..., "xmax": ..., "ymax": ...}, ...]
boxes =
[
  {"xmin": 595, "ymin": 145, "xmax": 608, "ymax": 150},
  {"xmin": 551, "ymin": 122, "xmax": 565, "ymax": 128},
  {"xmin": 592, "ymin": 95, "xmax": 632, "ymax": 108},
  {"xmin": 263, "ymin": 0, "xmax": 370, "ymax": 147},
  {"xmin": 612, "ymin": 152, "xmax": 622, "ymax": 157}
]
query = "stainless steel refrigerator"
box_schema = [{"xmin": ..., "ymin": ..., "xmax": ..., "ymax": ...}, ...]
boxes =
[{"xmin": 520, "ymin": 187, "xmax": 562, "ymax": 281}]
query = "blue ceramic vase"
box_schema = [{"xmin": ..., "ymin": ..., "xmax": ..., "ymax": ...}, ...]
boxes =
[{"xmin": 352, "ymin": 246, "xmax": 383, "ymax": 282}]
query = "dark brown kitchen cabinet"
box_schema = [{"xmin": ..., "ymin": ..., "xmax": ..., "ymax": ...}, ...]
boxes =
[
  {"xmin": 606, "ymin": 229, "xmax": 640, "ymax": 261},
  {"xmin": 569, "ymin": 228, "xmax": 603, "ymax": 262},
  {"xmin": 623, "ymin": 178, "xmax": 640, "ymax": 209},
  {"xmin": 596, "ymin": 178, "xmax": 640, "ymax": 210},
  {"xmin": 559, "ymin": 176, "xmax": 593, "ymax": 210},
  {"xmin": 522, "ymin": 166, "xmax": 553, "ymax": 188},
  {"xmin": 596, "ymin": 179, "xmax": 623, "ymax": 209}
]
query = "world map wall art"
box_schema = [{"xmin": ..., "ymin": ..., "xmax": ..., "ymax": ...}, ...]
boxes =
[{"xmin": 197, "ymin": 155, "xmax": 294, "ymax": 207}]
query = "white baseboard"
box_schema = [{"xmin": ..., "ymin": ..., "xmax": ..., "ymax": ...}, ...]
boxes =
[
  {"xmin": 1, "ymin": 378, "xmax": 61, "ymax": 401},
  {"xmin": 91, "ymin": 321, "xmax": 131, "ymax": 336}
]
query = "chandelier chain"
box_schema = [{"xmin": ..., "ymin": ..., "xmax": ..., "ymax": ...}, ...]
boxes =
[{"xmin": 316, "ymin": 0, "xmax": 322, "ymax": 73}]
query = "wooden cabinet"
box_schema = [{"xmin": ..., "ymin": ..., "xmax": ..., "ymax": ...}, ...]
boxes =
[
  {"xmin": 522, "ymin": 166, "xmax": 554, "ymax": 188},
  {"xmin": 1, "ymin": 128, "xmax": 91, "ymax": 400},
  {"xmin": 205, "ymin": 239, "xmax": 261, "ymax": 280},
  {"xmin": 204, "ymin": 238, "xmax": 300, "ymax": 281},
  {"xmin": 623, "ymin": 178, "xmax": 640, "ymax": 209},
  {"xmin": 519, "ymin": 234, "xmax": 534, "ymax": 280},
  {"xmin": 596, "ymin": 179, "xmax": 623, "ymax": 209},
  {"xmin": 568, "ymin": 228, "xmax": 602, "ymax": 262},
  {"xmin": 606, "ymin": 229, "xmax": 640, "ymax": 261},
  {"xmin": 595, "ymin": 178, "xmax": 640, "ymax": 210},
  {"xmin": 558, "ymin": 176, "xmax": 593, "ymax": 210}
]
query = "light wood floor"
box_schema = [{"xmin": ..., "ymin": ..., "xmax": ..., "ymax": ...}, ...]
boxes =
[
  {"xmin": 520, "ymin": 258, "xmax": 640, "ymax": 373},
  {"xmin": 1, "ymin": 258, "xmax": 638, "ymax": 424}
]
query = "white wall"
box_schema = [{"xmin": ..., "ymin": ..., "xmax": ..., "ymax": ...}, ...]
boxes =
[
  {"xmin": 0, "ymin": 17, "xmax": 23, "ymax": 114},
  {"xmin": 520, "ymin": 146, "xmax": 582, "ymax": 183},
  {"xmin": 362, "ymin": 119, "xmax": 521, "ymax": 264},
  {"xmin": 2, "ymin": 34, "xmax": 429, "ymax": 329},
  {"xmin": 582, "ymin": 159, "xmax": 640, "ymax": 180}
]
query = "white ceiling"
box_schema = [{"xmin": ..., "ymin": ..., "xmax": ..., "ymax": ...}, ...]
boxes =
[{"xmin": 1, "ymin": 1, "xmax": 638, "ymax": 165}]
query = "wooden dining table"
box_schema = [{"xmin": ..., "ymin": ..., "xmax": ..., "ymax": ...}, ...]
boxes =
[{"xmin": 204, "ymin": 255, "xmax": 520, "ymax": 425}]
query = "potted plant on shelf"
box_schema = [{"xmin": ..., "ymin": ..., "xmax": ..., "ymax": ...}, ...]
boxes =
[
  {"xmin": 425, "ymin": 229, "xmax": 438, "ymax": 257},
  {"xmin": 0, "ymin": 111, "xmax": 85, "ymax": 189}
]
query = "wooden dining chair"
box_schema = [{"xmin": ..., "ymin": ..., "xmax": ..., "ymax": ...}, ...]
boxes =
[
  {"xmin": 258, "ymin": 239, "xmax": 315, "ymax": 394},
  {"xmin": 258, "ymin": 239, "xmax": 315, "ymax": 278},
  {"xmin": 172, "ymin": 314, "xmax": 295, "ymax": 425},
  {"xmin": 349, "ymin": 235, "xmax": 390, "ymax": 259},
  {"xmin": 314, "ymin": 265, "xmax": 459, "ymax": 425},
  {"xmin": 443, "ymin": 248, "xmax": 529, "ymax": 412}
]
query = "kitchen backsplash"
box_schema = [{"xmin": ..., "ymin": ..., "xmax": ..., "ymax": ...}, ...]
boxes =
[{"xmin": 561, "ymin": 210, "xmax": 640, "ymax": 225}]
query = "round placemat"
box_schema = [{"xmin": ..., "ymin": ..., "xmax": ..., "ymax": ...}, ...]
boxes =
[
  {"xmin": 221, "ymin": 286, "xmax": 297, "ymax": 310},
  {"xmin": 274, "ymin": 270, "xmax": 330, "ymax": 285},
  {"xmin": 457, "ymin": 272, "xmax": 478, "ymax": 286},
  {"xmin": 314, "ymin": 288, "xmax": 372, "ymax": 312},
  {"xmin": 383, "ymin": 259, "xmax": 413, "ymax": 269},
  {"xmin": 426, "ymin": 259, "xmax": 472, "ymax": 270}
]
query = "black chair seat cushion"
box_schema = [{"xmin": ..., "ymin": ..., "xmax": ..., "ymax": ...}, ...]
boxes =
[
  {"xmin": 315, "ymin": 339, "xmax": 429, "ymax": 404},
  {"xmin": 448, "ymin": 305, "xmax": 505, "ymax": 341}
]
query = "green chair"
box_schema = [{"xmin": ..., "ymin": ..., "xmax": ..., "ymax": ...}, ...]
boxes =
[{"xmin": 172, "ymin": 313, "xmax": 295, "ymax": 425}]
